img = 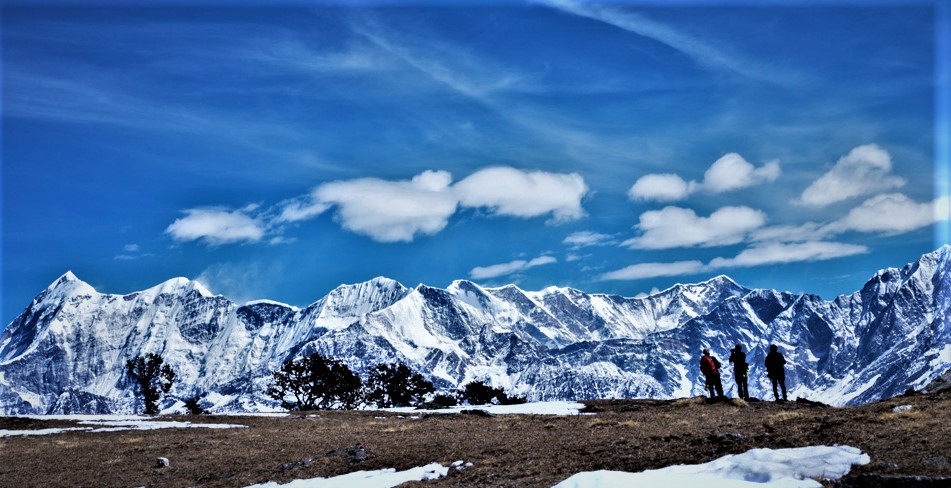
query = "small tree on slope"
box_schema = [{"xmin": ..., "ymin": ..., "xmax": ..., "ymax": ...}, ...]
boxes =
[
  {"xmin": 266, "ymin": 352, "xmax": 362, "ymax": 411},
  {"xmin": 365, "ymin": 362, "xmax": 435, "ymax": 408},
  {"xmin": 126, "ymin": 353, "xmax": 176, "ymax": 415}
]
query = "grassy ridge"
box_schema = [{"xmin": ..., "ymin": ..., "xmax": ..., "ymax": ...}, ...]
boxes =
[{"xmin": 1, "ymin": 391, "xmax": 949, "ymax": 487}]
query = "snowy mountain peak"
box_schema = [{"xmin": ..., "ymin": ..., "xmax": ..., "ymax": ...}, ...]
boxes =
[
  {"xmin": 59, "ymin": 270, "xmax": 80, "ymax": 282},
  {"xmin": 365, "ymin": 276, "xmax": 406, "ymax": 289},
  {"xmin": 447, "ymin": 279, "xmax": 487, "ymax": 295},
  {"xmin": 44, "ymin": 270, "xmax": 97, "ymax": 298},
  {"xmin": 140, "ymin": 276, "xmax": 213, "ymax": 298},
  {"xmin": 333, "ymin": 276, "xmax": 407, "ymax": 295},
  {"xmin": 1, "ymin": 248, "xmax": 949, "ymax": 414},
  {"xmin": 701, "ymin": 274, "xmax": 744, "ymax": 289}
]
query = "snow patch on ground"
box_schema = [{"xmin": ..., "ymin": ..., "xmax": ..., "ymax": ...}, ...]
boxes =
[
  {"xmin": 0, "ymin": 427, "xmax": 90, "ymax": 437},
  {"xmin": 1, "ymin": 415, "xmax": 247, "ymax": 437},
  {"xmin": 19, "ymin": 414, "xmax": 146, "ymax": 421},
  {"xmin": 245, "ymin": 462, "xmax": 452, "ymax": 488},
  {"xmin": 384, "ymin": 400, "xmax": 585, "ymax": 416},
  {"xmin": 77, "ymin": 419, "xmax": 247, "ymax": 431},
  {"xmin": 225, "ymin": 412, "xmax": 292, "ymax": 417},
  {"xmin": 554, "ymin": 445, "xmax": 869, "ymax": 488}
]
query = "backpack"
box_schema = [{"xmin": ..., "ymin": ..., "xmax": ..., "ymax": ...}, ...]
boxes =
[{"xmin": 700, "ymin": 355, "xmax": 719, "ymax": 376}]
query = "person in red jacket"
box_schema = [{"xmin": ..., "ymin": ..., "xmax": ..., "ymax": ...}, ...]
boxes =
[{"xmin": 700, "ymin": 348, "xmax": 724, "ymax": 398}]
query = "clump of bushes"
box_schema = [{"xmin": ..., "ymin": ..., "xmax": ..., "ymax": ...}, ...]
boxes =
[
  {"xmin": 265, "ymin": 354, "xmax": 529, "ymax": 412},
  {"xmin": 459, "ymin": 380, "xmax": 526, "ymax": 406}
]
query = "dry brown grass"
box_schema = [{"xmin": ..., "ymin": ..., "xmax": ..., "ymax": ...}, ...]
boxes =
[
  {"xmin": 768, "ymin": 411, "xmax": 805, "ymax": 423},
  {"xmin": 1, "ymin": 391, "xmax": 949, "ymax": 487}
]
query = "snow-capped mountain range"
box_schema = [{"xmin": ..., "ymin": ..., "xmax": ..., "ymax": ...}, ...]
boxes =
[{"xmin": 1, "ymin": 247, "xmax": 949, "ymax": 414}]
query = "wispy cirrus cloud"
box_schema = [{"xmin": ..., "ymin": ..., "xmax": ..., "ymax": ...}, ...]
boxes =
[
  {"xmin": 628, "ymin": 153, "xmax": 780, "ymax": 202},
  {"xmin": 563, "ymin": 231, "xmax": 616, "ymax": 249},
  {"xmin": 352, "ymin": 19, "xmax": 642, "ymax": 170},
  {"xmin": 470, "ymin": 255, "xmax": 557, "ymax": 280},
  {"xmin": 357, "ymin": 27, "xmax": 531, "ymax": 101},
  {"xmin": 537, "ymin": 0, "xmax": 793, "ymax": 85}
]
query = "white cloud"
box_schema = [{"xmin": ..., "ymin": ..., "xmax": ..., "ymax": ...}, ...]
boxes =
[
  {"xmin": 298, "ymin": 167, "xmax": 586, "ymax": 243},
  {"xmin": 750, "ymin": 222, "xmax": 829, "ymax": 243},
  {"xmin": 454, "ymin": 167, "xmax": 588, "ymax": 222},
  {"xmin": 751, "ymin": 194, "xmax": 950, "ymax": 243},
  {"xmin": 599, "ymin": 260, "xmax": 705, "ymax": 280},
  {"xmin": 528, "ymin": 255, "xmax": 557, "ymax": 267},
  {"xmin": 165, "ymin": 208, "xmax": 265, "ymax": 245},
  {"xmin": 601, "ymin": 240, "xmax": 868, "ymax": 281},
  {"xmin": 701, "ymin": 153, "xmax": 780, "ymax": 193},
  {"xmin": 174, "ymin": 167, "xmax": 588, "ymax": 245},
  {"xmin": 470, "ymin": 255, "xmax": 557, "ymax": 280},
  {"xmin": 623, "ymin": 206, "xmax": 767, "ymax": 249},
  {"xmin": 563, "ymin": 231, "xmax": 615, "ymax": 249},
  {"xmin": 827, "ymin": 193, "xmax": 949, "ymax": 235},
  {"xmin": 114, "ymin": 243, "xmax": 152, "ymax": 261},
  {"xmin": 276, "ymin": 196, "xmax": 330, "ymax": 223},
  {"xmin": 797, "ymin": 144, "xmax": 905, "ymax": 207},
  {"xmin": 628, "ymin": 153, "xmax": 779, "ymax": 202},
  {"xmin": 708, "ymin": 241, "xmax": 869, "ymax": 268},
  {"xmin": 628, "ymin": 173, "xmax": 695, "ymax": 202},
  {"xmin": 313, "ymin": 170, "xmax": 458, "ymax": 243}
]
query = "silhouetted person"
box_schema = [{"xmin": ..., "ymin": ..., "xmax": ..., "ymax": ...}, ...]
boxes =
[
  {"xmin": 700, "ymin": 348, "xmax": 724, "ymax": 398},
  {"xmin": 729, "ymin": 343, "xmax": 749, "ymax": 400},
  {"xmin": 765, "ymin": 344, "xmax": 787, "ymax": 401}
]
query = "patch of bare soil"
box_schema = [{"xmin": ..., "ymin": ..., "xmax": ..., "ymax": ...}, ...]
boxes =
[{"xmin": 1, "ymin": 390, "xmax": 949, "ymax": 487}]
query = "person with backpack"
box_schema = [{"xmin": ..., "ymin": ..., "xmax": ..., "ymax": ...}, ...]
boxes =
[
  {"xmin": 765, "ymin": 344, "xmax": 788, "ymax": 401},
  {"xmin": 699, "ymin": 348, "xmax": 724, "ymax": 398},
  {"xmin": 729, "ymin": 343, "xmax": 749, "ymax": 400}
]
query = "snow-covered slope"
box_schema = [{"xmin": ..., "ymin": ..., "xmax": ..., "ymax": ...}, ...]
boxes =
[{"xmin": 1, "ymin": 247, "xmax": 949, "ymax": 414}]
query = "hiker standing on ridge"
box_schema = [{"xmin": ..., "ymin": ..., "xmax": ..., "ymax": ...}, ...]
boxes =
[
  {"xmin": 729, "ymin": 344, "xmax": 749, "ymax": 400},
  {"xmin": 765, "ymin": 344, "xmax": 788, "ymax": 401},
  {"xmin": 700, "ymin": 349, "xmax": 724, "ymax": 398}
]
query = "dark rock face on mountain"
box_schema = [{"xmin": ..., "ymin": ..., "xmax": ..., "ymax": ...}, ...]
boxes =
[{"xmin": 1, "ymin": 247, "xmax": 949, "ymax": 414}]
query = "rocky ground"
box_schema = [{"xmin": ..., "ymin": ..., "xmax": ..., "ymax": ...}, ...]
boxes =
[{"xmin": 1, "ymin": 389, "xmax": 949, "ymax": 487}]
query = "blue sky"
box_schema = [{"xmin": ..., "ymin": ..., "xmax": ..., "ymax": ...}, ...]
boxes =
[{"xmin": 2, "ymin": 0, "xmax": 949, "ymax": 327}]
